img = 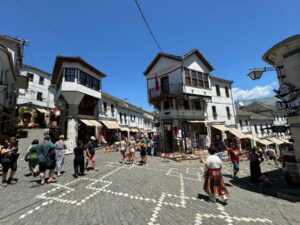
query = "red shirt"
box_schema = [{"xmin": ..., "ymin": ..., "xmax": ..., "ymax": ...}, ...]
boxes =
[{"xmin": 227, "ymin": 148, "xmax": 240, "ymax": 163}]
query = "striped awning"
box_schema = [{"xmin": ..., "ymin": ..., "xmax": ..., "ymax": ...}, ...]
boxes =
[
  {"xmin": 80, "ymin": 119, "xmax": 102, "ymax": 127},
  {"xmin": 101, "ymin": 120, "xmax": 120, "ymax": 129}
]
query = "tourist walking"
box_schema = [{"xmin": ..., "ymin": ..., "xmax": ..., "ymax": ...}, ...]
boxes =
[
  {"xmin": 0, "ymin": 137, "xmax": 19, "ymax": 187},
  {"xmin": 203, "ymin": 147, "xmax": 228, "ymax": 203},
  {"xmin": 73, "ymin": 140, "xmax": 88, "ymax": 178},
  {"xmin": 25, "ymin": 139, "xmax": 39, "ymax": 176},
  {"xmin": 149, "ymin": 137, "xmax": 155, "ymax": 156},
  {"xmin": 119, "ymin": 138, "xmax": 127, "ymax": 164},
  {"xmin": 226, "ymin": 143, "xmax": 240, "ymax": 180},
  {"xmin": 140, "ymin": 137, "xmax": 147, "ymax": 165},
  {"xmin": 249, "ymin": 148, "xmax": 264, "ymax": 184},
  {"xmin": 54, "ymin": 135, "xmax": 67, "ymax": 177},
  {"xmin": 128, "ymin": 138, "xmax": 136, "ymax": 165},
  {"xmin": 34, "ymin": 135, "xmax": 56, "ymax": 185},
  {"xmin": 86, "ymin": 136, "xmax": 98, "ymax": 171},
  {"xmin": 265, "ymin": 147, "xmax": 278, "ymax": 165}
]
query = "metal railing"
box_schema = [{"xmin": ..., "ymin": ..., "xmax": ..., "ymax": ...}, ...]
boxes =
[{"xmin": 149, "ymin": 84, "xmax": 183, "ymax": 99}]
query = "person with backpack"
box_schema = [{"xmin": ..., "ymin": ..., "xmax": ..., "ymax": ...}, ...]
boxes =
[
  {"xmin": 24, "ymin": 139, "xmax": 39, "ymax": 176},
  {"xmin": 33, "ymin": 135, "xmax": 56, "ymax": 185}
]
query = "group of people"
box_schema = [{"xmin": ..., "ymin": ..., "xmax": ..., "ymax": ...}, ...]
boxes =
[
  {"xmin": 119, "ymin": 136, "xmax": 155, "ymax": 166},
  {"xmin": 0, "ymin": 135, "xmax": 99, "ymax": 187},
  {"xmin": 202, "ymin": 143, "xmax": 278, "ymax": 203}
]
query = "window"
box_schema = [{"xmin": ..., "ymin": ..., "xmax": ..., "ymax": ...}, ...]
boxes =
[
  {"xmin": 92, "ymin": 78, "xmax": 100, "ymax": 90},
  {"xmin": 212, "ymin": 106, "xmax": 217, "ymax": 119},
  {"xmin": 124, "ymin": 114, "xmax": 127, "ymax": 124},
  {"xmin": 163, "ymin": 100, "xmax": 170, "ymax": 110},
  {"xmin": 79, "ymin": 70, "xmax": 87, "ymax": 85},
  {"xmin": 39, "ymin": 77, "xmax": 44, "ymax": 85},
  {"xmin": 86, "ymin": 74, "xmax": 93, "ymax": 87},
  {"xmin": 183, "ymin": 99, "xmax": 190, "ymax": 110},
  {"xmin": 37, "ymin": 92, "xmax": 43, "ymax": 101},
  {"xmin": 225, "ymin": 87, "xmax": 230, "ymax": 97},
  {"xmin": 193, "ymin": 99, "xmax": 202, "ymax": 110},
  {"xmin": 103, "ymin": 102, "xmax": 107, "ymax": 112},
  {"xmin": 197, "ymin": 72, "xmax": 204, "ymax": 87},
  {"xmin": 203, "ymin": 73, "xmax": 209, "ymax": 88},
  {"xmin": 111, "ymin": 104, "xmax": 114, "ymax": 117},
  {"xmin": 28, "ymin": 72, "xmax": 34, "ymax": 82},
  {"xmin": 191, "ymin": 70, "xmax": 197, "ymax": 86},
  {"xmin": 254, "ymin": 125, "xmax": 258, "ymax": 133},
  {"xmin": 245, "ymin": 120, "xmax": 249, "ymax": 126},
  {"xmin": 226, "ymin": 107, "xmax": 231, "ymax": 119},
  {"xmin": 65, "ymin": 68, "xmax": 75, "ymax": 82},
  {"xmin": 133, "ymin": 116, "xmax": 136, "ymax": 122},
  {"xmin": 119, "ymin": 113, "xmax": 123, "ymax": 124},
  {"xmin": 216, "ymin": 85, "xmax": 221, "ymax": 96},
  {"xmin": 260, "ymin": 124, "xmax": 263, "ymax": 133},
  {"xmin": 184, "ymin": 69, "xmax": 191, "ymax": 86},
  {"xmin": 239, "ymin": 120, "xmax": 243, "ymax": 128}
]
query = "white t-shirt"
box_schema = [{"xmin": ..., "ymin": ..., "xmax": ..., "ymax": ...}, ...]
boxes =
[
  {"xmin": 120, "ymin": 140, "xmax": 126, "ymax": 151},
  {"xmin": 206, "ymin": 155, "xmax": 222, "ymax": 169}
]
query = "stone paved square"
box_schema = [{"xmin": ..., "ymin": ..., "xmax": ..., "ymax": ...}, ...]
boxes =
[{"xmin": 0, "ymin": 151, "xmax": 299, "ymax": 225}]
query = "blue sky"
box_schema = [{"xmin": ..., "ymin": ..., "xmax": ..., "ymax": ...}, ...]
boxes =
[{"xmin": 1, "ymin": 0, "xmax": 299, "ymax": 111}]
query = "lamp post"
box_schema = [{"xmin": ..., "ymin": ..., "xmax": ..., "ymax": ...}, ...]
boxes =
[{"xmin": 247, "ymin": 66, "xmax": 284, "ymax": 82}]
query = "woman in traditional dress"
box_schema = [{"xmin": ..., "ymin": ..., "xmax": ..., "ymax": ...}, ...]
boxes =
[
  {"xmin": 203, "ymin": 147, "xmax": 228, "ymax": 203},
  {"xmin": 249, "ymin": 148, "xmax": 264, "ymax": 184}
]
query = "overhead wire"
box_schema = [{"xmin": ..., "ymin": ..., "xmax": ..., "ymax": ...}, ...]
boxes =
[
  {"xmin": 14, "ymin": 0, "xmax": 144, "ymax": 92},
  {"xmin": 133, "ymin": 0, "xmax": 163, "ymax": 52}
]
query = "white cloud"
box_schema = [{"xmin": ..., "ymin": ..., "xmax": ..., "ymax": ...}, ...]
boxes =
[{"xmin": 232, "ymin": 82, "xmax": 277, "ymax": 101}]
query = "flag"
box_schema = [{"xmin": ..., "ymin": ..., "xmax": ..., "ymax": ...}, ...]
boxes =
[{"xmin": 155, "ymin": 73, "xmax": 160, "ymax": 92}]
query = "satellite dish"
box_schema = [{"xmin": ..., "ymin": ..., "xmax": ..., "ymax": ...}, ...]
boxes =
[{"xmin": 238, "ymin": 101, "xmax": 244, "ymax": 106}]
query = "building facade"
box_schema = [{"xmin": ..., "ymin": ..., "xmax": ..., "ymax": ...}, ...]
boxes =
[
  {"xmin": 17, "ymin": 65, "xmax": 55, "ymax": 128},
  {"xmin": 144, "ymin": 49, "xmax": 237, "ymax": 153},
  {"xmin": 0, "ymin": 35, "xmax": 27, "ymax": 139}
]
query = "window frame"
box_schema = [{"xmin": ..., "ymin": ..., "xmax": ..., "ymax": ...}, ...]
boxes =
[
  {"xmin": 65, "ymin": 68, "xmax": 76, "ymax": 82},
  {"xmin": 216, "ymin": 85, "xmax": 221, "ymax": 96},
  {"xmin": 39, "ymin": 76, "xmax": 44, "ymax": 85}
]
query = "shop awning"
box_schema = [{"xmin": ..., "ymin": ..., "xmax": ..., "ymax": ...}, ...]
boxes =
[
  {"xmin": 282, "ymin": 139, "xmax": 292, "ymax": 144},
  {"xmin": 120, "ymin": 127, "xmax": 130, "ymax": 132},
  {"xmin": 130, "ymin": 128, "xmax": 139, "ymax": 132},
  {"xmin": 268, "ymin": 137, "xmax": 285, "ymax": 145},
  {"xmin": 36, "ymin": 108, "xmax": 49, "ymax": 114},
  {"xmin": 257, "ymin": 139, "xmax": 274, "ymax": 146},
  {"xmin": 212, "ymin": 124, "xmax": 230, "ymax": 132},
  {"xmin": 80, "ymin": 119, "xmax": 102, "ymax": 127},
  {"xmin": 227, "ymin": 128, "xmax": 247, "ymax": 139},
  {"xmin": 244, "ymin": 134, "xmax": 261, "ymax": 142},
  {"xmin": 101, "ymin": 120, "xmax": 120, "ymax": 129}
]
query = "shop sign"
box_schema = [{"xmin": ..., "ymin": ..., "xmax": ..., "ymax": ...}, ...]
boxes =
[{"xmin": 274, "ymin": 83, "xmax": 300, "ymax": 114}]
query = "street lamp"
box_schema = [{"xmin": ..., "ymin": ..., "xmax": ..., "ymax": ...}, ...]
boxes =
[{"xmin": 247, "ymin": 66, "xmax": 284, "ymax": 81}]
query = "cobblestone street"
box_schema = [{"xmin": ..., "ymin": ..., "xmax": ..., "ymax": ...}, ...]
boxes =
[{"xmin": 0, "ymin": 151, "xmax": 299, "ymax": 225}]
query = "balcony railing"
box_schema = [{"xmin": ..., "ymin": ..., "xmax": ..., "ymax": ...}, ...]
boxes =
[{"xmin": 149, "ymin": 84, "xmax": 183, "ymax": 99}]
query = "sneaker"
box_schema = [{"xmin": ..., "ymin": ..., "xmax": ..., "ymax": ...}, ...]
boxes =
[
  {"xmin": 73, "ymin": 174, "xmax": 78, "ymax": 178},
  {"xmin": 2, "ymin": 180, "xmax": 7, "ymax": 187},
  {"xmin": 57, "ymin": 173, "xmax": 62, "ymax": 177},
  {"xmin": 209, "ymin": 196, "xmax": 216, "ymax": 203},
  {"xmin": 7, "ymin": 177, "xmax": 15, "ymax": 184},
  {"xmin": 221, "ymin": 195, "xmax": 228, "ymax": 203}
]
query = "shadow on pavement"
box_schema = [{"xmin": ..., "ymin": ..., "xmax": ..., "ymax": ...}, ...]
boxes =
[{"xmin": 229, "ymin": 168, "xmax": 300, "ymax": 202}]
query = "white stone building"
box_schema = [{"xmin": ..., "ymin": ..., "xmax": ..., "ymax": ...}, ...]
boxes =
[
  {"xmin": 51, "ymin": 56, "xmax": 105, "ymax": 153},
  {"xmin": 17, "ymin": 65, "xmax": 55, "ymax": 128},
  {"xmin": 0, "ymin": 35, "xmax": 27, "ymax": 138},
  {"xmin": 144, "ymin": 49, "xmax": 237, "ymax": 153}
]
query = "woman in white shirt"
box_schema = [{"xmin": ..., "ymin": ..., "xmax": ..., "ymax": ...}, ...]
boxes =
[{"xmin": 203, "ymin": 148, "xmax": 228, "ymax": 203}]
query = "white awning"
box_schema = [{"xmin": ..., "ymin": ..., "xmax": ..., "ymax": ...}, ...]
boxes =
[
  {"xmin": 212, "ymin": 124, "xmax": 230, "ymax": 132},
  {"xmin": 36, "ymin": 108, "xmax": 48, "ymax": 114},
  {"xmin": 130, "ymin": 128, "xmax": 139, "ymax": 132},
  {"xmin": 257, "ymin": 139, "xmax": 274, "ymax": 146},
  {"xmin": 101, "ymin": 120, "xmax": 120, "ymax": 129},
  {"xmin": 120, "ymin": 127, "xmax": 130, "ymax": 132},
  {"xmin": 244, "ymin": 134, "xmax": 261, "ymax": 142},
  {"xmin": 268, "ymin": 137, "xmax": 285, "ymax": 145},
  {"xmin": 80, "ymin": 119, "xmax": 102, "ymax": 127},
  {"xmin": 227, "ymin": 128, "xmax": 247, "ymax": 139},
  {"xmin": 282, "ymin": 139, "xmax": 292, "ymax": 144}
]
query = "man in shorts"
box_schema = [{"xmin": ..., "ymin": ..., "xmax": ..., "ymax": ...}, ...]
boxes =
[{"xmin": 226, "ymin": 143, "xmax": 240, "ymax": 180}]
